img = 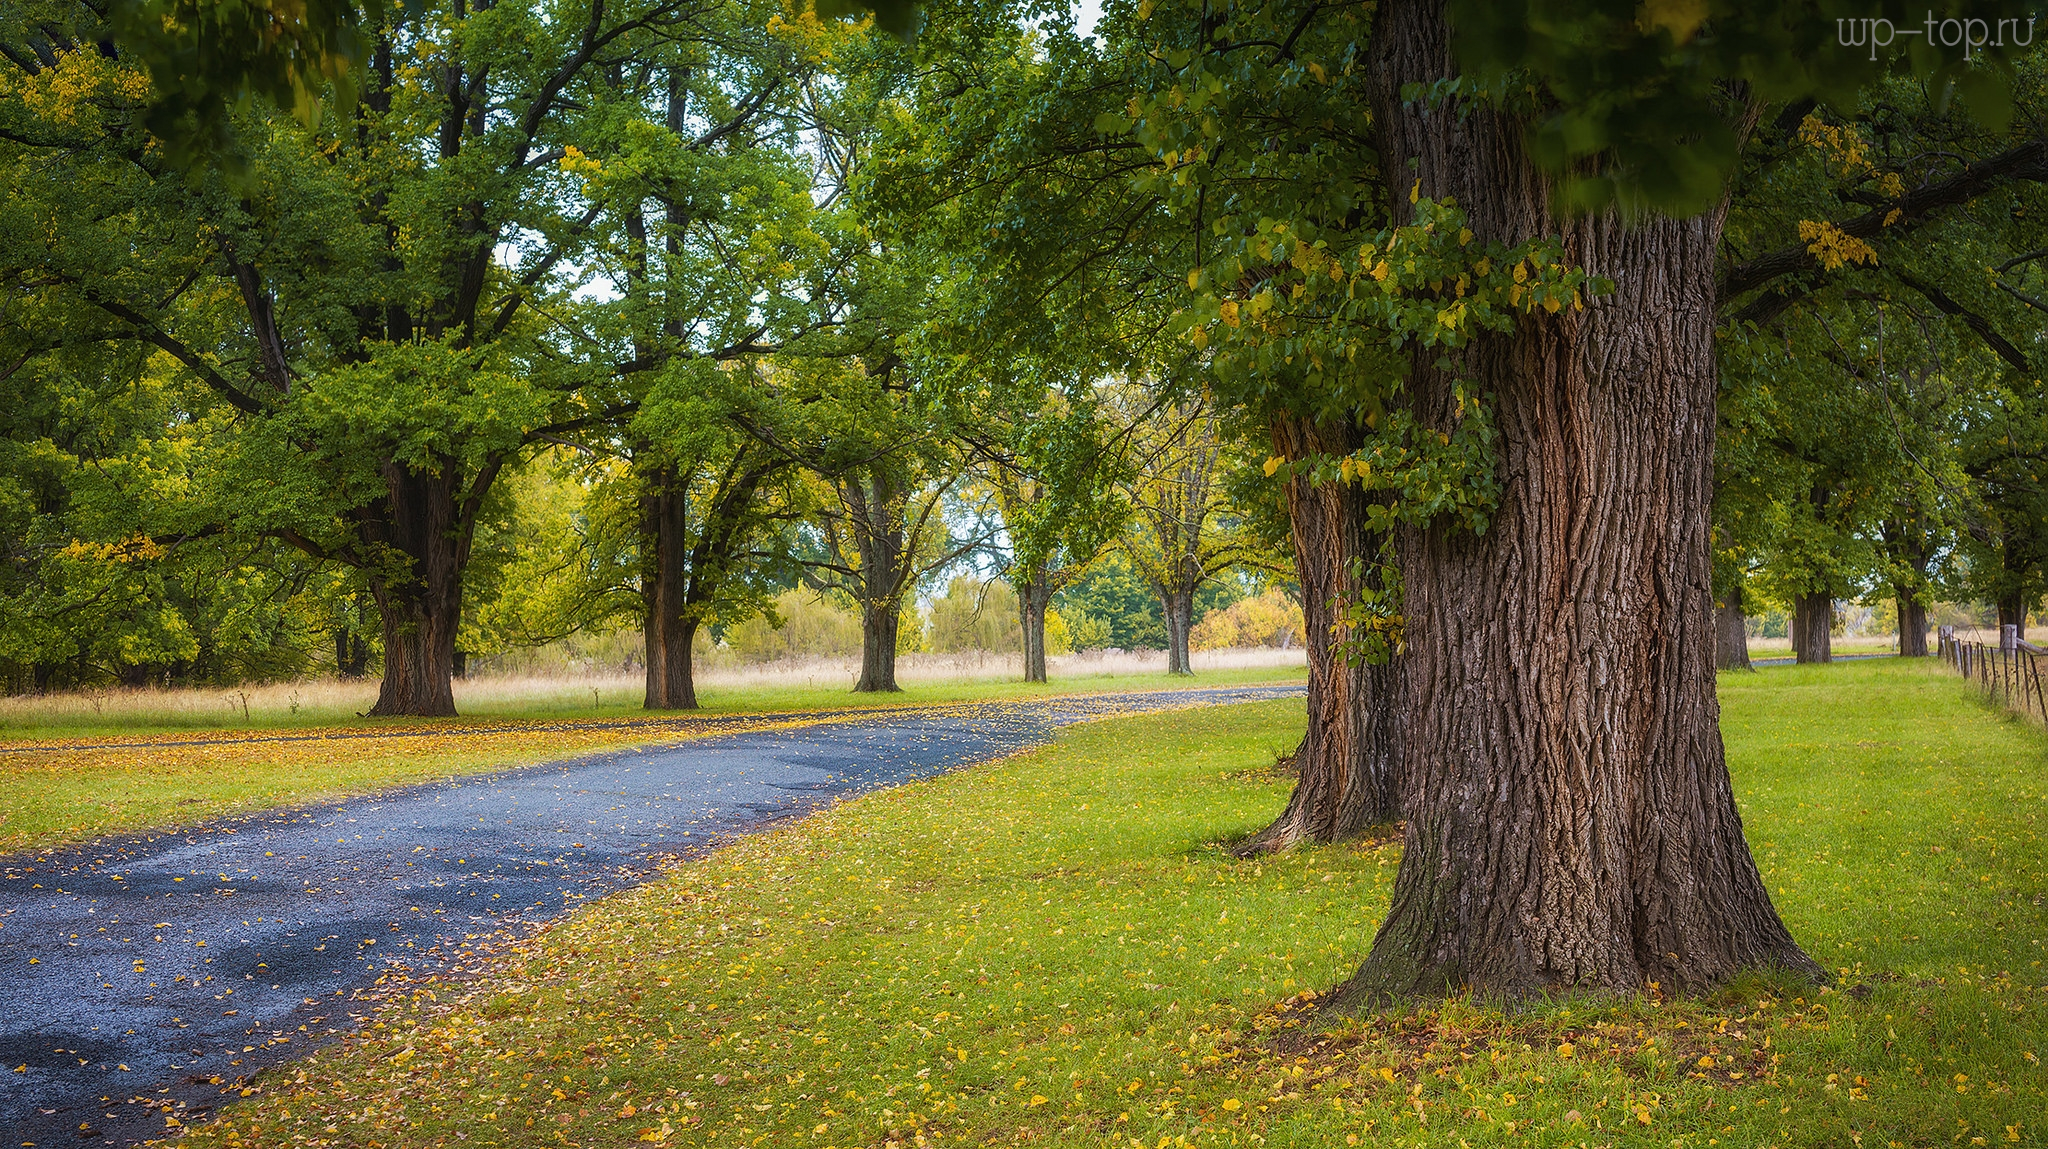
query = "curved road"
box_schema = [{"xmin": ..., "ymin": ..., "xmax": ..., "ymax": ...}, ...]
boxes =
[{"xmin": 0, "ymin": 684, "xmax": 1300, "ymax": 1145}]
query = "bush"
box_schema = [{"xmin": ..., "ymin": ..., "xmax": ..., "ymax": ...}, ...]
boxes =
[
  {"xmin": 1190, "ymin": 588, "xmax": 1303, "ymax": 651},
  {"xmin": 927, "ymin": 577, "xmax": 1022, "ymax": 653}
]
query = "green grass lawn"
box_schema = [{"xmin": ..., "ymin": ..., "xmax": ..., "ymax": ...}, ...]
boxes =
[
  {"xmin": 176, "ymin": 659, "xmax": 2048, "ymax": 1148},
  {"xmin": 0, "ymin": 719, "xmax": 799, "ymax": 856},
  {"xmin": 0, "ymin": 668, "xmax": 1303, "ymax": 856},
  {"xmin": 0, "ymin": 664, "xmax": 1305, "ymax": 742}
]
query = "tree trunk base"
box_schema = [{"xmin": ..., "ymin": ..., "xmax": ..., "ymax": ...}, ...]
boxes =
[
  {"xmin": 1338, "ymin": 0, "xmax": 1823, "ymax": 1006},
  {"xmin": 1898, "ymin": 594, "xmax": 1928, "ymax": 658},
  {"xmin": 1715, "ymin": 590, "xmax": 1752, "ymax": 672}
]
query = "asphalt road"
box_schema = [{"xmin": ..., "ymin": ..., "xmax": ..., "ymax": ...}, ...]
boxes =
[{"xmin": 0, "ymin": 684, "xmax": 1301, "ymax": 1146}]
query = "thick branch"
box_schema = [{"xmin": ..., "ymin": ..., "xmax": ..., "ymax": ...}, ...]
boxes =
[{"xmin": 1720, "ymin": 140, "xmax": 2048, "ymax": 304}]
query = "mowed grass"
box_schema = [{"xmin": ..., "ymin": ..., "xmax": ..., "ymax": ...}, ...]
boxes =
[
  {"xmin": 0, "ymin": 720, "xmax": 800, "ymax": 856},
  {"xmin": 178, "ymin": 661, "xmax": 2048, "ymax": 1149},
  {"xmin": 0, "ymin": 668, "xmax": 1302, "ymax": 855},
  {"xmin": 0, "ymin": 662, "xmax": 1306, "ymax": 742}
]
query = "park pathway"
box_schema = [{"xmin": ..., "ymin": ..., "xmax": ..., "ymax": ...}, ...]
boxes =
[{"xmin": 0, "ymin": 683, "xmax": 1300, "ymax": 1146}]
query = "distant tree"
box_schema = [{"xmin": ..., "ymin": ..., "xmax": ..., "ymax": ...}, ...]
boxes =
[
  {"xmin": 1114, "ymin": 394, "xmax": 1269, "ymax": 675},
  {"xmin": 926, "ymin": 576, "xmax": 1022, "ymax": 653},
  {"xmin": 1053, "ymin": 553, "xmax": 1166, "ymax": 652}
]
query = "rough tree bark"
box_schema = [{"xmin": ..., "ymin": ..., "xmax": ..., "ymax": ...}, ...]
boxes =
[
  {"xmin": 362, "ymin": 462, "xmax": 474, "ymax": 718},
  {"xmin": 642, "ymin": 468, "xmax": 700, "ymax": 710},
  {"xmin": 856, "ymin": 598, "xmax": 902, "ymax": 692},
  {"xmin": 1716, "ymin": 586, "xmax": 1753, "ymax": 671},
  {"xmin": 1791, "ymin": 593, "xmax": 1833, "ymax": 664},
  {"xmin": 849, "ymin": 471, "xmax": 907, "ymax": 694},
  {"xmin": 1896, "ymin": 590, "xmax": 1929, "ymax": 657},
  {"xmin": 1998, "ymin": 594, "xmax": 2028, "ymax": 641},
  {"xmin": 1159, "ymin": 585, "xmax": 1195, "ymax": 675},
  {"xmin": 1016, "ymin": 571, "xmax": 1053, "ymax": 683},
  {"xmin": 1337, "ymin": 0, "xmax": 1819, "ymax": 1003},
  {"xmin": 1238, "ymin": 412, "xmax": 1401, "ymax": 855}
]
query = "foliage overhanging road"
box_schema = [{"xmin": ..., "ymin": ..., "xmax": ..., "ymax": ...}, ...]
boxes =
[{"xmin": 0, "ymin": 684, "xmax": 1301, "ymax": 1146}]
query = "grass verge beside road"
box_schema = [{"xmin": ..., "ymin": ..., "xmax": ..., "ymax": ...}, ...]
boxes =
[
  {"xmin": 176, "ymin": 660, "xmax": 2048, "ymax": 1148},
  {"xmin": 0, "ymin": 719, "xmax": 792, "ymax": 857},
  {"xmin": 0, "ymin": 663, "xmax": 1306, "ymax": 742},
  {"xmin": 0, "ymin": 670, "xmax": 1302, "ymax": 856}
]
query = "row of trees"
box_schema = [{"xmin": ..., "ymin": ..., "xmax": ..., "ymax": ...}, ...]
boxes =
[
  {"xmin": 0, "ymin": 0, "xmax": 1290, "ymax": 708},
  {"xmin": 10, "ymin": 0, "xmax": 2048, "ymax": 1006}
]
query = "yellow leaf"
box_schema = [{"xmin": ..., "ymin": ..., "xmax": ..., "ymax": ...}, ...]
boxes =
[
  {"xmin": 1410, "ymin": 178, "xmax": 1421, "ymax": 204},
  {"xmin": 1263, "ymin": 456, "xmax": 1284, "ymax": 476},
  {"xmin": 1028, "ymin": 1094, "xmax": 1049, "ymax": 1106},
  {"xmin": 1222, "ymin": 1098, "xmax": 1242, "ymax": 1111},
  {"xmin": 1188, "ymin": 268, "xmax": 1203, "ymax": 290}
]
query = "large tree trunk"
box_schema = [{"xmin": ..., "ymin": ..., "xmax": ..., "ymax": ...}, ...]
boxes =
[
  {"xmin": 1998, "ymin": 594, "xmax": 2028, "ymax": 641},
  {"xmin": 1339, "ymin": 0, "xmax": 1818, "ymax": 1003},
  {"xmin": 844, "ymin": 470, "xmax": 908, "ymax": 694},
  {"xmin": 855, "ymin": 600, "xmax": 901, "ymax": 692},
  {"xmin": 1791, "ymin": 593, "xmax": 1833, "ymax": 664},
  {"xmin": 1017, "ymin": 573, "xmax": 1052, "ymax": 683},
  {"xmin": 363, "ymin": 463, "xmax": 464, "ymax": 717},
  {"xmin": 1160, "ymin": 585, "xmax": 1195, "ymax": 675},
  {"xmin": 1897, "ymin": 589, "xmax": 1928, "ymax": 657},
  {"xmin": 1716, "ymin": 585, "xmax": 1752, "ymax": 671},
  {"xmin": 641, "ymin": 470, "xmax": 700, "ymax": 709},
  {"xmin": 1238, "ymin": 412, "xmax": 1401, "ymax": 855}
]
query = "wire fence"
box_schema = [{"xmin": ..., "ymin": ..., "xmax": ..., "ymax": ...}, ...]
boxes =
[{"xmin": 1938, "ymin": 625, "xmax": 2048, "ymax": 723}]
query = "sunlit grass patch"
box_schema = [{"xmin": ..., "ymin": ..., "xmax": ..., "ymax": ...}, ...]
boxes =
[
  {"xmin": 179, "ymin": 662, "xmax": 2048, "ymax": 1148},
  {"xmin": 0, "ymin": 720, "xmax": 791, "ymax": 855},
  {"xmin": 0, "ymin": 670, "xmax": 1303, "ymax": 854}
]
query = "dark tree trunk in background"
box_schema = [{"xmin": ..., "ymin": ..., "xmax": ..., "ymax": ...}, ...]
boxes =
[
  {"xmin": 1791, "ymin": 593, "xmax": 1833, "ymax": 664},
  {"xmin": 1159, "ymin": 585, "xmax": 1195, "ymax": 675},
  {"xmin": 1716, "ymin": 585, "xmax": 1752, "ymax": 671},
  {"xmin": 1897, "ymin": 590, "xmax": 1929, "ymax": 657},
  {"xmin": 1998, "ymin": 595, "xmax": 2028, "ymax": 641},
  {"xmin": 848, "ymin": 470, "xmax": 907, "ymax": 694},
  {"xmin": 1017, "ymin": 573, "xmax": 1053, "ymax": 683},
  {"xmin": 336, "ymin": 627, "xmax": 370, "ymax": 678},
  {"xmin": 1239, "ymin": 411, "xmax": 1401, "ymax": 855},
  {"xmin": 856, "ymin": 600, "xmax": 901, "ymax": 692},
  {"xmin": 1340, "ymin": 0, "xmax": 1818, "ymax": 1003},
  {"xmin": 642, "ymin": 468, "xmax": 700, "ymax": 710},
  {"xmin": 363, "ymin": 462, "xmax": 473, "ymax": 717}
]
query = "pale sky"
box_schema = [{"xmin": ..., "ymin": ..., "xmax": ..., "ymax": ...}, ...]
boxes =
[{"xmin": 1073, "ymin": 0, "xmax": 1101, "ymax": 38}]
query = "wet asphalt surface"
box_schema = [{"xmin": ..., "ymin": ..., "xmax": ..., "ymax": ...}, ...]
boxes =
[{"xmin": 0, "ymin": 684, "xmax": 1301, "ymax": 1146}]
